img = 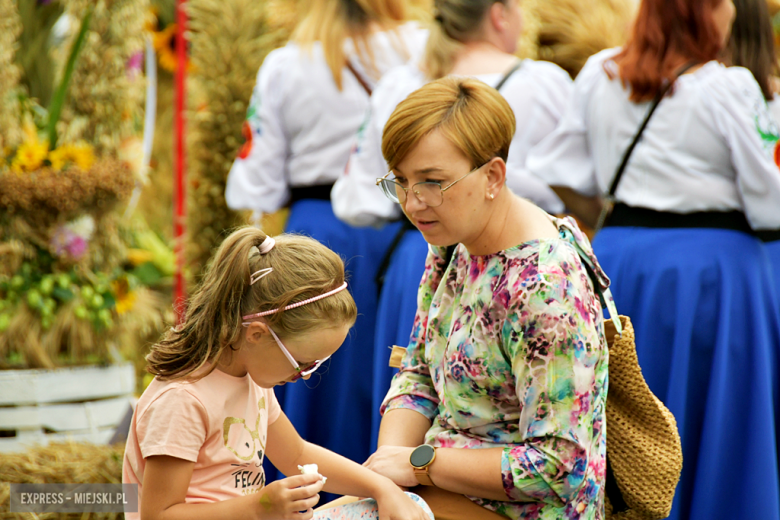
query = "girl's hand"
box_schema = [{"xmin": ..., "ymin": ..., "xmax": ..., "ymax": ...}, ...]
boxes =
[
  {"xmin": 253, "ymin": 473, "xmax": 325, "ymax": 519},
  {"xmin": 363, "ymin": 446, "xmax": 418, "ymax": 488},
  {"xmin": 375, "ymin": 486, "xmax": 432, "ymax": 520}
]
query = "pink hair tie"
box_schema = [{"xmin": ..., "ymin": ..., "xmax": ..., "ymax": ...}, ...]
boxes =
[
  {"xmin": 249, "ymin": 236, "xmax": 276, "ymax": 285},
  {"xmin": 242, "ymin": 282, "xmax": 348, "ymax": 321},
  {"xmin": 258, "ymin": 236, "xmax": 275, "ymax": 254}
]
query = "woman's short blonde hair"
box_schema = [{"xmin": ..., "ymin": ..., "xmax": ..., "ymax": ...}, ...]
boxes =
[{"xmin": 382, "ymin": 76, "xmax": 516, "ymax": 171}]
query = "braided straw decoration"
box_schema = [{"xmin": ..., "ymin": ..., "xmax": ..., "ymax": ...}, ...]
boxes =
[
  {"xmin": 57, "ymin": 0, "xmax": 149, "ymax": 155},
  {"xmin": 605, "ymin": 316, "xmax": 683, "ymax": 520},
  {"xmin": 0, "ymin": 0, "xmax": 22, "ymax": 149},
  {"xmin": 186, "ymin": 0, "xmax": 291, "ymax": 278}
]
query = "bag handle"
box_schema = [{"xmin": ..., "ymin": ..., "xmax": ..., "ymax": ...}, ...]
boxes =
[
  {"xmin": 594, "ymin": 61, "xmax": 698, "ymax": 232},
  {"xmin": 494, "ymin": 60, "xmax": 523, "ymax": 91},
  {"xmin": 346, "ymin": 60, "xmax": 373, "ymax": 96}
]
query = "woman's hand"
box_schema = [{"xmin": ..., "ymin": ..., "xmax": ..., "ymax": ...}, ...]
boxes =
[
  {"xmin": 375, "ymin": 486, "xmax": 431, "ymax": 520},
  {"xmin": 253, "ymin": 473, "xmax": 325, "ymax": 519},
  {"xmin": 363, "ymin": 445, "xmax": 418, "ymax": 488}
]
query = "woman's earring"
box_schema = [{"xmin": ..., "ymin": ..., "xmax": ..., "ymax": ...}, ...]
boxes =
[{"xmin": 489, "ymin": 193, "xmax": 495, "ymax": 200}]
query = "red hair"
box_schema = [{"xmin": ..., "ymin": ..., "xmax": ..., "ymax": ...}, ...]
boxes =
[{"xmin": 607, "ymin": 0, "xmax": 724, "ymax": 102}]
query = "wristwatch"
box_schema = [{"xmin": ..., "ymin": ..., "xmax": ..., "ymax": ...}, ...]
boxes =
[{"xmin": 410, "ymin": 444, "xmax": 437, "ymax": 486}]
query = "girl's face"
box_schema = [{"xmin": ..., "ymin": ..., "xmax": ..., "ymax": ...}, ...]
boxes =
[
  {"xmin": 393, "ymin": 129, "xmax": 497, "ymax": 250},
  {"xmin": 232, "ymin": 322, "xmax": 351, "ymax": 388},
  {"xmin": 712, "ymin": 0, "xmax": 736, "ymax": 47}
]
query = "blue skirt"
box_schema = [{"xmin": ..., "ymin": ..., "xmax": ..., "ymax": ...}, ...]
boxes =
[
  {"xmin": 265, "ymin": 200, "xmax": 401, "ymax": 488},
  {"xmin": 768, "ymin": 240, "xmax": 780, "ymax": 297},
  {"xmin": 370, "ymin": 229, "xmax": 429, "ymax": 450},
  {"xmin": 593, "ymin": 227, "xmax": 780, "ymax": 520}
]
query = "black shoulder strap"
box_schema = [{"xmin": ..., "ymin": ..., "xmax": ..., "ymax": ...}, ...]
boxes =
[
  {"xmin": 606, "ymin": 61, "xmax": 698, "ymax": 199},
  {"xmin": 375, "ymin": 219, "xmax": 415, "ymax": 293},
  {"xmin": 494, "ymin": 60, "xmax": 523, "ymax": 92}
]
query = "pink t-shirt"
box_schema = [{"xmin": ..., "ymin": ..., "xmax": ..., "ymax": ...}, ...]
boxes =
[{"xmin": 122, "ymin": 368, "xmax": 281, "ymax": 519}]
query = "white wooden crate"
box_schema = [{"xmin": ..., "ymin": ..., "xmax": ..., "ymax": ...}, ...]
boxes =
[{"xmin": 0, "ymin": 363, "xmax": 136, "ymax": 452}]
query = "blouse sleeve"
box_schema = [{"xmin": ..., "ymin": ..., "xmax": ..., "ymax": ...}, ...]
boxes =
[
  {"xmin": 526, "ymin": 49, "xmax": 618, "ymax": 197},
  {"xmin": 705, "ymin": 67, "xmax": 780, "ymax": 230},
  {"xmin": 225, "ymin": 49, "xmax": 291, "ymax": 214},
  {"xmin": 136, "ymin": 387, "xmax": 209, "ymax": 462},
  {"xmin": 498, "ymin": 246, "xmax": 607, "ymax": 504},
  {"xmin": 380, "ymin": 246, "xmax": 450, "ymax": 420}
]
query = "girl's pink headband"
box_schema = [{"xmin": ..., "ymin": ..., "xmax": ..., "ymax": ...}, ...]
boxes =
[
  {"xmin": 242, "ymin": 282, "xmax": 348, "ymax": 321},
  {"xmin": 246, "ymin": 235, "xmax": 348, "ymax": 320}
]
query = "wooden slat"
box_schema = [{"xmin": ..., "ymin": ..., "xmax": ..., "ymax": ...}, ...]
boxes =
[
  {"xmin": 0, "ymin": 427, "xmax": 117, "ymax": 453},
  {"xmin": 0, "ymin": 396, "xmax": 134, "ymax": 432},
  {"xmin": 0, "ymin": 364, "xmax": 135, "ymax": 405}
]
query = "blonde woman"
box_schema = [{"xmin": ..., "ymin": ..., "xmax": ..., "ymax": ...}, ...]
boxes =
[
  {"xmin": 330, "ymin": 0, "xmax": 573, "ymax": 448},
  {"xmin": 225, "ymin": 0, "xmax": 427, "ymax": 490},
  {"xmin": 364, "ymin": 77, "xmax": 609, "ymax": 519}
]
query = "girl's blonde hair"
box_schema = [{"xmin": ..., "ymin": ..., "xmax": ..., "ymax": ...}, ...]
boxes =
[
  {"xmin": 382, "ymin": 76, "xmax": 516, "ymax": 171},
  {"xmin": 424, "ymin": 0, "xmax": 507, "ymax": 79},
  {"xmin": 292, "ymin": 0, "xmax": 412, "ymax": 89},
  {"xmin": 146, "ymin": 227, "xmax": 357, "ymax": 381}
]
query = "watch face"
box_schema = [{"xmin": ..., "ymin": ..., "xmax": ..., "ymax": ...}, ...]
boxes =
[{"xmin": 410, "ymin": 444, "xmax": 435, "ymax": 468}]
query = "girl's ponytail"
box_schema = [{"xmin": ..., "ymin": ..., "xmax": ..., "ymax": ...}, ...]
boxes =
[
  {"xmin": 423, "ymin": 0, "xmax": 507, "ymax": 80},
  {"xmin": 147, "ymin": 227, "xmax": 269, "ymax": 381}
]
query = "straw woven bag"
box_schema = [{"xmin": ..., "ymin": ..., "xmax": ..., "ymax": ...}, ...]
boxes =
[{"xmin": 604, "ymin": 316, "xmax": 683, "ymax": 520}]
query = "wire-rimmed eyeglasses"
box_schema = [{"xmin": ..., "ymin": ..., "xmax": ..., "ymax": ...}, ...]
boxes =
[
  {"xmin": 267, "ymin": 326, "xmax": 329, "ymax": 381},
  {"xmin": 375, "ymin": 161, "xmax": 489, "ymax": 207}
]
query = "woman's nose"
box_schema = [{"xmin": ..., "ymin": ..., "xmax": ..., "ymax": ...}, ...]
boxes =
[{"xmin": 404, "ymin": 190, "xmax": 427, "ymax": 212}]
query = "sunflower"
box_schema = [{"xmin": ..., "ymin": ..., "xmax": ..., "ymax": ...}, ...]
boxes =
[
  {"xmin": 152, "ymin": 23, "xmax": 179, "ymax": 73},
  {"xmin": 112, "ymin": 277, "xmax": 138, "ymax": 315},
  {"xmin": 47, "ymin": 142, "xmax": 95, "ymax": 172},
  {"xmin": 11, "ymin": 139, "xmax": 48, "ymax": 172}
]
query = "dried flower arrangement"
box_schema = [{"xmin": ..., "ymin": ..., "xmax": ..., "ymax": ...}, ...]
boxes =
[{"xmin": 0, "ymin": 0, "xmax": 172, "ymax": 369}]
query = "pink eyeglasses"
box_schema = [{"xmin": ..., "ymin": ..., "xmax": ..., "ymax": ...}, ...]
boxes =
[{"xmin": 267, "ymin": 326, "xmax": 329, "ymax": 381}]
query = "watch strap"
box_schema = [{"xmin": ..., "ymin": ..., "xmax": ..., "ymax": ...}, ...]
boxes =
[{"xmin": 414, "ymin": 467, "xmax": 435, "ymax": 486}]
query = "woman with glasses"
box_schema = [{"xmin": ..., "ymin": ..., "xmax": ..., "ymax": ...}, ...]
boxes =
[
  {"xmin": 528, "ymin": 0, "xmax": 780, "ymax": 518},
  {"xmin": 225, "ymin": 0, "xmax": 427, "ymax": 488},
  {"xmin": 363, "ymin": 77, "xmax": 610, "ymax": 519},
  {"xmin": 330, "ymin": 0, "xmax": 572, "ymax": 448}
]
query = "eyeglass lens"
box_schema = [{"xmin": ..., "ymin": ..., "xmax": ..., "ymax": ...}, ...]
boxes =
[
  {"xmin": 380, "ymin": 179, "xmax": 443, "ymax": 207},
  {"xmin": 290, "ymin": 357, "xmax": 329, "ymax": 380}
]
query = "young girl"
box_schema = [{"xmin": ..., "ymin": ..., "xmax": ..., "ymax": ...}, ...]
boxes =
[{"xmin": 122, "ymin": 227, "xmax": 431, "ymax": 520}]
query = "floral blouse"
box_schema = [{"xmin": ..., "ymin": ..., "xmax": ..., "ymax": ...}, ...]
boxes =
[{"xmin": 381, "ymin": 217, "xmax": 609, "ymax": 520}]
